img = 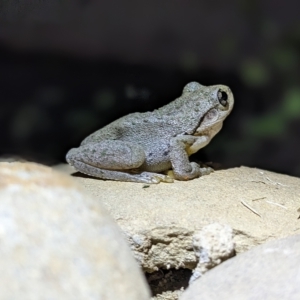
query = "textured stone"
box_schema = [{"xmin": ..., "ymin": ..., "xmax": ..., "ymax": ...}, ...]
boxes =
[
  {"xmin": 56, "ymin": 164, "xmax": 300, "ymax": 299},
  {"xmin": 57, "ymin": 164, "xmax": 300, "ymax": 269},
  {"xmin": 189, "ymin": 223, "xmax": 235, "ymax": 283},
  {"xmin": 0, "ymin": 162, "xmax": 150, "ymax": 300}
]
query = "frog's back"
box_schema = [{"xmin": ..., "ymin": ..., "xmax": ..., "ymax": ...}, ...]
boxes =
[
  {"xmin": 80, "ymin": 89, "xmax": 207, "ymax": 147},
  {"xmin": 81, "ymin": 110, "xmax": 185, "ymax": 146}
]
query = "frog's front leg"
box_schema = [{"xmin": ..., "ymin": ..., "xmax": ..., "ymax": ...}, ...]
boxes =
[
  {"xmin": 66, "ymin": 140, "xmax": 173, "ymax": 183},
  {"xmin": 169, "ymin": 135, "xmax": 213, "ymax": 180}
]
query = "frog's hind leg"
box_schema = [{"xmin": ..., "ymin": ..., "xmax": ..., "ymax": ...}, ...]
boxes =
[
  {"xmin": 69, "ymin": 160, "xmax": 173, "ymax": 183},
  {"xmin": 66, "ymin": 140, "xmax": 173, "ymax": 183}
]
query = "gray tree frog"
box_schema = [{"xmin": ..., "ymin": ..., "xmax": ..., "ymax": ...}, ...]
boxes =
[{"xmin": 66, "ymin": 82, "xmax": 234, "ymax": 183}]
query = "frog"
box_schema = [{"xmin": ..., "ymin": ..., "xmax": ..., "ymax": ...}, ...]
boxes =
[{"xmin": 66, "ymin": 82, "xmax": 234, "ymax": 183}]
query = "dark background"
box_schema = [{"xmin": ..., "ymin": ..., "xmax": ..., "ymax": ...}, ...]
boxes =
[{"xmin": 1, "ymin": 0, "xmax": 300, "ymax": 176}]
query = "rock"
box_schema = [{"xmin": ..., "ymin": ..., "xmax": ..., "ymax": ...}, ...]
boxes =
[
  {"xmin": 189, "ymin": 223, "xmax": 235, "ymax": 283},
  {"xmin": 180, "ymin": 234, "xmax": 300, "ymax": 300},
  {"xmin": 0, "ymin": 162, "xmax": 150, "ymax": 300},
  {"xmin": 128, "ymin": 227, "xmax": 196, "ymax": 273},
  {"xmin": 56, "ymin": 164, "xmax": 300, "ymax": 297},
  {"xmin": 153, "ymin": 290, "xmax": 184, "ymax": 300},
  {"xmin": 57, "ymin": 164, "xmax": 300, "ymax": 262}
]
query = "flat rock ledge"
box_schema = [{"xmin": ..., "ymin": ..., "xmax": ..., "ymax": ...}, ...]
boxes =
[{"xmin": 56, "ymin": 164, "xmax": 300, "ymax": 299}]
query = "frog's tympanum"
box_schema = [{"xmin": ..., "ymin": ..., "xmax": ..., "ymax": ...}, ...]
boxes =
[{"xmin": 66, "ymin": 82, "xmax": 234, "ymax": 183}]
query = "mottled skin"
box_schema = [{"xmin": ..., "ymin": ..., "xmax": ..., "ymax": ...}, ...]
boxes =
[{"xmin": 66, "ymin": 82, "xmax": 234, "ymax": 183}]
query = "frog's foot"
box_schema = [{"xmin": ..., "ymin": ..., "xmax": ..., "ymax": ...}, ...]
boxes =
[
  {"xmin": 199, "ymin": 166, "xmax": 214, "ymax": 176},
  {"xmin": 132, "ymin": 171, "xmax": 174, "ymax": 184},
  {"xmin": 173, "ymin": 162, "xmax": 214, "ymax": 181},
  {"xmin": 173, "ymin": 162, "xmax": 202, "ymax": 181}
]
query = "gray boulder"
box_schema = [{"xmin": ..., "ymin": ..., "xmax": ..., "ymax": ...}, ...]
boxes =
[
  {"xmin": 180, "ymin": 234, "xmax": 300, "ymax": 300},
  {"xmin": 0, "ymin": 162, "xmax": 150, "ymax": 300}
]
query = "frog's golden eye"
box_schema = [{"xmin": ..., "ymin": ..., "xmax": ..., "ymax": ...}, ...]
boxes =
[{"xmin": 217, "ymin": 89, "xmax": 228, "ymax": 106}]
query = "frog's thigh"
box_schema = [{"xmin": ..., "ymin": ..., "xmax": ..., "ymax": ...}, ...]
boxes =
[{"xmin": 66, "ymin": 140, "xmax": 146, "ymax": 170}]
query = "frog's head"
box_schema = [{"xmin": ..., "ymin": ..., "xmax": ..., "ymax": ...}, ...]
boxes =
[{"xmin": 182, "ymin": 82, "xmax": 234, "ymax": 134}]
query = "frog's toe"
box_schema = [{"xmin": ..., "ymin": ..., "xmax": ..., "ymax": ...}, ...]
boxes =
[
  {"xmin": 153, "ymin": 174, "xmax": 174, "ymax": 183},
  {"xmin": 199, "ymin": 166, "xmax": 214, "ymax": 176},
  {"xmin": 139, "ymin": 172, "xmax": 174, "ymax": 184}
]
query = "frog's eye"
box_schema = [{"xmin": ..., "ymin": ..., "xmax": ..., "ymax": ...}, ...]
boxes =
[{"xmin": 217, "ymin": 89, "xmax": 228, "ymax": 106}]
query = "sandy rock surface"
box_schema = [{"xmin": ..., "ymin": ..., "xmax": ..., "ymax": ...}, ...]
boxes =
[
  {"xmin": 0, "ymin": 162, "xmax": 150, "ymax": 300},
  {"xmin": 58, "ymin": 164, "xmax": 300, "ymax": 256},
  {"xmin": 56, "ymin": 164, "xmax": 300, "ymax": 298},
  {"xmin": 180, "ymin": 234, "xmax": 300, "ymax": 300}
]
